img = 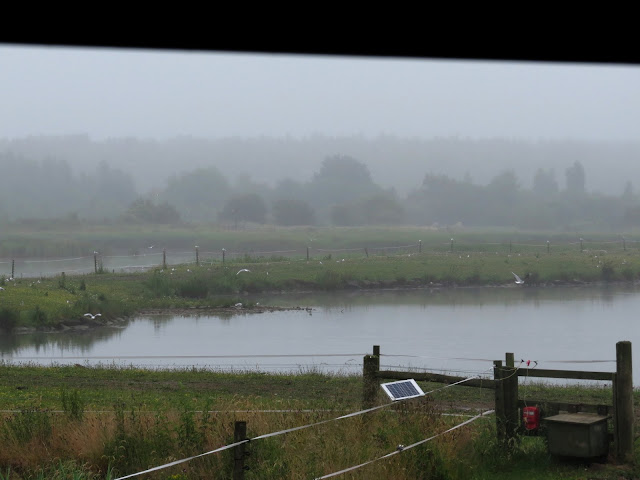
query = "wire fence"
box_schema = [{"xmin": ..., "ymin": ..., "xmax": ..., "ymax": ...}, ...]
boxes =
[{"xmin": 1, "ymin": 235, "xmax": 639, "ymax": 279}]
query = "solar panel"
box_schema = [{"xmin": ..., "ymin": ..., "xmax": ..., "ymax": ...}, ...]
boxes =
[{"xmin": 380, "ymin": 379, "xmax": 425, "ymax": 401}]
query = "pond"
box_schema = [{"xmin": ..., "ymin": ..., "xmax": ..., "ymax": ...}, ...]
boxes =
[{"xmin": 1, "ymin": 284, "xmax": 638, "ymax": 384}]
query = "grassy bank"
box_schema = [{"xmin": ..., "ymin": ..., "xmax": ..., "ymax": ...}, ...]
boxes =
[
  {"xmin": 2, "ymin": 242, "xmax": 640, "ymax": 331},
  {"xmin": 0, "ymin": 364, "xmax": 638, "ymax": 479}
]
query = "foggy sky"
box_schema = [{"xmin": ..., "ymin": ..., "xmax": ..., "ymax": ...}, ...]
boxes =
[{"xmin": 1, "ymin": 44, "xmax": 640, "ymax": 142}]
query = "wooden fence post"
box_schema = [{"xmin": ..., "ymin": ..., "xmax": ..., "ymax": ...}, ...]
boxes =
[
  {"xmin": 195, "ymin": 246, "xmax": 199, "ymax": 266},
  {"xmin": 222, "ymin": 248, "xmax": 226, "ymax": 264},
  {"xmin": 493, "ymin": 360, "xmax": 506, "ymax": 443},
  {"xmin": 162, "ymin": 248, "xmax": 166, "ymax": 269},
  {"xmin": 233, "ymin": 420, "xmax": 247, "ymax": 480},
  {"xmin": 418, "ymin": 240, "xmax": 422, "ymax": 253},
  {"xmin": 11, "ymin": 259, "xmax": 14, "ymax": 279},
  {"xmin": 363, "ymin": 345, "xmax": 380, "ymax": 409},
  {"xmin": 94, "ymin": 252, "xmax": 98, "ymax": 274},
  {"xmin": 504, "ymin": 352, "xmax": 519, "ymax": 443},
  {"xmin": 306, "ymin": 246, "xmax": 309, "ymax": 261},
  {"xmin": 615, "ymin": 341, "xmax": 633, "ymax": 463}
]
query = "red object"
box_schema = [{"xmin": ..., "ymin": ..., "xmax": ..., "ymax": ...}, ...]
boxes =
[{"xmin": 522, "ymin": 406, "xmax": 540, "ymax": 431}]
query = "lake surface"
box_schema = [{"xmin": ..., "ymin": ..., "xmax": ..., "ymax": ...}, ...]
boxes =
[{"xmin": 1, "ymin": 285, "xmax": 638, "ymax": 384}]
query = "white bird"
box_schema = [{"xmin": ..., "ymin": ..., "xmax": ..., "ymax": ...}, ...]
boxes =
[
  {"xmin": 84, "ymin": 313, "xmax": 102, "ymax": 320},
  {"xmin": 236, "ymin": 269, "xmax": 250, "ymax": 275},
  {"xmin": 0, "ymin": 287, "xmax": 4, "ymax": 291},
  {"xmin": 234, "ymin": 303, "xmax": 243, "ymax": 308},
  {"xmin": 511, "ymin": 272, "xmax": 525, "ymax": 285}
]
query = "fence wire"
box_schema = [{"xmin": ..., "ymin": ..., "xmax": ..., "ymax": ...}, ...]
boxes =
[{"xmin": 1, "ymin": 236, "xmax": 638, "ymax": 279}]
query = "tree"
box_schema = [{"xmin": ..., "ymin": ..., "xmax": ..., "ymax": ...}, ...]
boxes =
[
  {"xmin": 121, "ymin": 198, "xmax": 181, "ymax": 224},
  {"xmin": 219, "ymin": 193, "xmax": 268, "ymax": 224},
  {"xmin": 330, "ymin": 204, "xmax": 357, "ymax": 226},
  {"xmin": 307, "ymin": 155, "xmax": 382, "ymax": 207},
  {"xmin": 160, "ymin": 167, "xmax": 231, "ymax": 221},
  {"xmin": 273, "ymin": 198, "xmax": 316, "ymax": 226},
  {"xmin": 532, "ymin": 168, "xmax": 559, "ymax": 196},
  {"xmin": 622, "ymin": 181, "xmax": 634, "ymax": 202},
  {"xmin": 358, "ymin": 192, "xmax": 405, "ymax": 225},
  {"xmin": 565, "ymin": 161, "xmax": 586, "ymax": 194}
]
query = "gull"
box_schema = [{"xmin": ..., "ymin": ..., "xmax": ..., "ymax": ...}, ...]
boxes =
[
  {"xmin": 236, "ymin": 269, "xmax": 250, "ymax": 275},
  {"xmin": 511, "ymin": 272, "xmax": 525, "ymax": 285},
  {"xmin": 84, "ymin": 313, "xmax": 102, "ymax": 320},
  {"xmin": 234, "ymin": 303, "xmax": 243, "ymax": 308},
  {"xmin": 0, "ymin": 287, "xmax": 4, "ymax": 291}
]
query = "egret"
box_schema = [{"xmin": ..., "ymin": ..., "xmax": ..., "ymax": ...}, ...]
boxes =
[
  {"xmin": 236, "ymin": 269, "xmax": 250, "ymax": 275},
  {"xmin": 511, "ymin": 272, "xmax": 525, "ymax": 285},
  {"xmin": 84, "ymin": 313, "xmax": 102, "ymax": 320}
]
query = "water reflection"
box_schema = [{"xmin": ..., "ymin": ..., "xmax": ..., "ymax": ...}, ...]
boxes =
[
  {"xmin": 0, "ymin": 326, "xmax": 126, "ymax": 358},
  {"xmin": 1, "ymin": 285, "xmax": 638, "ymax": 383}
]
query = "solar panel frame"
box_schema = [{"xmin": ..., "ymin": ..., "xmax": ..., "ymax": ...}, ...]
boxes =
[{"xmin": 380, "ymin": 378, "xmax": 425, "ymax": 401}]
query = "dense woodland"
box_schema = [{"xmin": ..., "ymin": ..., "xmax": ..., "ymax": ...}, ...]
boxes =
[{"xmin": 1, "ymin": 135, "xmax": 639, "ymax": 231}]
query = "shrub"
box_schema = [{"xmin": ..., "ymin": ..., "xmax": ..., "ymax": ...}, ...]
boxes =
[{"xmin": 0, "ymin": 307, "xmax": 18, "ymax": 332}]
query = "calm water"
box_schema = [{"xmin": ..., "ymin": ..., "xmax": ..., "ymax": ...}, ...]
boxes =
[{"xmin": 1, "ymin": 285, "xmax": 638, "ymax": 383}]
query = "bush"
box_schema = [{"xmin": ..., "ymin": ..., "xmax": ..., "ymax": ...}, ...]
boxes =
[
  {"xmin": 176, "ymin": 277, "xmax": 209, "ymax": 298},
  {"xmin": 0, "ymin": 307, "xmax": 18, "ymax": 332}
]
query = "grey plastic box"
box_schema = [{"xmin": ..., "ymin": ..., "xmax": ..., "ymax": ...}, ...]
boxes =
[{"xmin": 543, "ymin": 413, "xmax": 609, "ymax": 458}]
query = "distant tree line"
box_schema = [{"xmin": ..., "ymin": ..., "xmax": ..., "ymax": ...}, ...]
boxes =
[{"xmin": 1, "ymin": 151, "xmax": 639, "ymax": 231}]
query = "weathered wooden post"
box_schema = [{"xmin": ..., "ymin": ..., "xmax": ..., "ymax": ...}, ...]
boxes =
[
  {"xmin": 306, "ymin": 246, "xmax": 309, "ymax": 261},
  {"xmin": 195, "ymin": 246, "xmax": 199, "ymax": 266},
  {"xmin": 94, "ymin": 252, "xmax": 98, "ymax": 274},
  {"xmin": 494, "ymin": 360, "xmax": 506, "ymax": 443},
  {"xmin": 222, "ymin": 248, "xmax": 226, "ymax": 264},
  {"xmin": 12, "ymin": 259, "xmax": 15, "ymax": 278},
  {"xmin": 363, "ymin": 345, "xmax": 380, "ymax": 409},
  {"xmin": 504, "ymin": 352, "xmax": 519, "ymax": 443},
  {"xmin": 450, "ymin": 238, "xmax": 454, "ymax": 252},
  {"xmin": 418, "ymin": 240, "xmax": 422, "ymax": 253},
  {"xmin": 615, "ymin": 341, "xmax": 633, "ymax": 462},
  {"xmin": 622, "ymin": 236, "xmax": 626, "ymax": 251},
  {"xmin": 162, "ymin": 248, "xmax": 166, "ymax": 269},
  {"xmin": 547, "ymin": 240, "xmax": 550, "ymax": 254},
  {"xmin": 233, "ymin": 420, "xmax": 247, "ymax": 479}
]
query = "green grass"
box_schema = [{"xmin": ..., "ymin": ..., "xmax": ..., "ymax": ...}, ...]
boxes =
[
  {"xmin": 2, "ymin": 241, "xmax": 640, "ymax": 331},
  {"xmin": 0, "ymin": 364, "xmax": 638, "ymax": 479}
]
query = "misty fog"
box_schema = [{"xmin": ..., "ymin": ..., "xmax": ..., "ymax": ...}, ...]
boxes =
[{"xmin": 1, "ymin": 45, "xmax": 639, "ymax": 231}]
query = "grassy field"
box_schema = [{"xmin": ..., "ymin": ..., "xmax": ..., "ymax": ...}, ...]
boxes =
[
  {"xmin": 1, "ymin": 236, "xmax": 640, "ymax": 331},
  {"xmin": 0, "ymin": 364, "xmax": 639, "ymax": 480}
]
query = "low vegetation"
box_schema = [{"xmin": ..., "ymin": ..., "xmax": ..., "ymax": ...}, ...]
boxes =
[
  {"xmin": 1, "ymin": 231, "xmax": 640, "ymax": 331},
  {"xmin": 0, "ymin": 364, "xmax": 638, "ymax": 479}
]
